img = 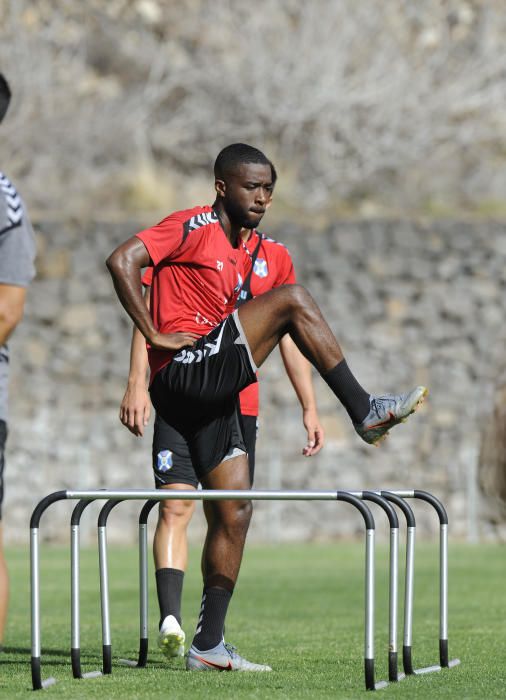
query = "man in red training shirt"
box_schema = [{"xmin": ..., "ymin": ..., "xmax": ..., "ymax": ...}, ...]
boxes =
[
  {"xmin": 120, "ymin": 195, "xmax": 324, "ymax": 659},
  {"xmin": 107, "ymin": 142, "xmax": 426, "ymax": 671}
]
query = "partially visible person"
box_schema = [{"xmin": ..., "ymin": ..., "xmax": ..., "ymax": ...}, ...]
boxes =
[
  {"xmin": 0, "ymin": 73, "xmax": 37, "ymax": 651},
  {"xmin": 120, "ymin": 221, "xmax": 325, "ymax": 658}
]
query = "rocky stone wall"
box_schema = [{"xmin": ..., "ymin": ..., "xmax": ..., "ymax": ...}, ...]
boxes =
[{"xmin": 4, "ymin": 218, "xmax": 505, "ymax": 544}]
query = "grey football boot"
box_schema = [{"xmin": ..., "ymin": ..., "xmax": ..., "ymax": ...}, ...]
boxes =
[
  {"xmin": 354, "ymin": 386, "xmax": 428, "ymax": 445},
  {"xmin": 186, "ymin": 640, "xmax": 272, "ymax": 671}
]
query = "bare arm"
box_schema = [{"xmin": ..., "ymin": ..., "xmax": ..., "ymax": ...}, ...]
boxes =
[
  {"xmin": 119, "ymin": 289, "xmax": 151, "ymax": 437},
  {"xmin": 106, "ymin": 237, "xmax": 199, "ymax": 350},
  {"xmin": 279, "ymin": 334, "xmax": 325, "ymax": 456},
  {"xmin": 0, "ymin": 284, "xmax": 27, "ymax": 346},
  {"xmin": 106, "ymin": 237, "xmax": 158, "ymax": 341}
]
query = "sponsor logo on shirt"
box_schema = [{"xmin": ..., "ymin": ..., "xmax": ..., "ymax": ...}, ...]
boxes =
[
  {"xmin": 173, "ymin": 321, "xmax": 226, "ymax": 365},
  {"xmin": 195, "ymin": 311, "xmax": 215, "ymax": 326}
]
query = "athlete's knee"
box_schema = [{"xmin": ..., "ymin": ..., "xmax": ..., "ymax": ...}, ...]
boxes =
[
  {"xmin": 158, "ymin": 498, "xmax": 195, "ymax": 527},
  {"xmin": 289, "ymin": 283, "xmax": 313, "ymax": 306},
  {"xmin": 237, "ymin": 498, "xmax": 253, "ymax": 524},
  {"xmin": 272, "ymin": 283, "xmax": 312, "ymax": 312},
  {"xmin": 217, "ymin": 499, "xmax": 252, "ymax": 534}
]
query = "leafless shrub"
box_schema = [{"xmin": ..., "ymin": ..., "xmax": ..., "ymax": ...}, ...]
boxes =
[{"xmin": 479, "ymin": 365, "xmax": 506, "ymax": 523}]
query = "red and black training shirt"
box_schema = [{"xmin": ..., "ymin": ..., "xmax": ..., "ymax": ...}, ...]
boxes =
[{"xmin": 136, "ymin": 205, "xmax": 247, "ymax": 381}]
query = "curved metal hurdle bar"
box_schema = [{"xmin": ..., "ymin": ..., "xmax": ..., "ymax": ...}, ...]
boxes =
[
  {"xmin": 117, "ymin": 491, "xmax": 413, "ymax": 686},
  {"xmin": 361, "ymin": 492, "xmax": 402, "ymax": 683},
  {"xmin": 97, "ymin": 499, "xmax": 125, "ymax": 674},
  {"xmin": 121, "ymin": 489, "xmax": 459, "ymax": 680},
  {"xmin": 29, "ymin": 489, "xmax": 379, "ymax": 691},
  {"xmin": 96, "ymin": 498, "xmax": 160, "ymax": 672},
  {"xmin": 118, "ymin": 499, "xmax": 159, "ymax": 669},
  {"xmin": 89, "ymin": 492, "xmax": 396, "ymax": 688},
  {"xmin": 378, "ymin": 492, "xmax": 418, "ymax": 676},
  {"xmin": 412, "ymin": 490, "xmax": 461, "ymax": 671},
  {"xmin": 70, "ymin": 499, "xmax": 102, "ymax": 680},
  {"xmin": 70, "ymin": 499, "xmax": 158, "ymax": 680},
  {"xmin": 353, "ymin": 490, "xmax": 461, "ymax": 674}
]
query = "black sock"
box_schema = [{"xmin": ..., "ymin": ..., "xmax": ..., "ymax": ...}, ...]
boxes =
[
  {"xmin": 192, "ymin": 587, "xmax": 232, "ymax": 651},
  {"xmin": 322, "ymin": 359, "xmax": 371, "ymax": 424},
  {"xmin": 155, "ymin": 568, "xmax": 184, "ymax": 627}
]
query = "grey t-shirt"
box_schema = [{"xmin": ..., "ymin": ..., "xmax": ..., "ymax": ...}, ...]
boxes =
[{"xmin": 0, "ymin": 171, "xmax": 37, "ymax": 421}]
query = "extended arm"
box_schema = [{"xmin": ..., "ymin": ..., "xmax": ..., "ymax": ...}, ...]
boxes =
[
  {"xmin": 119, "ymin": 288, "xmax": 151, "ymax": 437},
  {"xmin": 279, "ymin": 334, "xmax": 325, "ymax": 456},
  {"xmin": 0, "ymin": 284, "xmax": 27, "ymax": 346}
]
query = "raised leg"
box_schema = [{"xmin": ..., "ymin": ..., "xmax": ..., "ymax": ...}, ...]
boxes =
[{"xmin": 237, "ymin": 284, "xmax": 343, "ymax": 372}]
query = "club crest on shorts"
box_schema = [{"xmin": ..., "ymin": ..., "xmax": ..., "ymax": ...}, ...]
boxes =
[
  {"xmin": 253, "ymin": 258, "xmax": 268, "ymax": 278},
  {"xmin": 157, "ymin": 450, "xmax": 173, "ymax": 472}
]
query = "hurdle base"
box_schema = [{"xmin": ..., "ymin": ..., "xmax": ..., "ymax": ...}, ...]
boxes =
[
  {"xmin": 414, "ymin": 664, "xmax": 442, "ymax": 675},
  {"xmin": 118, "ymin": 637, "xmax": 148, "ymax": 668},
  {"xmin": 388, "ymin": 651, "xmax": 406, "ymax": 682},
  {"xmin": 374, "ymin": 681, "xmax": 389, "ymax": 690},
  {"xmin": 412, "ymin": 659, "xmax": 460, "ymax": 675},
  {"xmin": 71, "ymin": 648, "xmax": 102, "ymax": 679},
  {"xmin": 118, "ymin": 636, "xmax": 148, "ymax": 668},
  {"xmin": 31, "ymin": 656, "xmax": 56, "ymax": 691},
  {"xmin": 402, "ymin": 645, "xmax": 414, "ymax": 675},
  {"xmin": 440, "ymin": 639, "xmax": 460, "ymax": 669},
  {"xmin": 118, "ymin": 659, "xmax": 141, "ymax": 667},
  {"xmin": 365, "ymin": 659, "xmax": 389, "ymax": 691},
  {"xmin": 102, "ymin": 644, "xmax": 112, "ymax": 674},
  {"xmin": 403, "ymin": 643, "xmax": 459, "ymax": 676}
]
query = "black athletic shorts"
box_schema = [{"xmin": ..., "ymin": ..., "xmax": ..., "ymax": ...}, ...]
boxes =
[
  {"xmin": 149, "ymin": 310, "xmax": 258, "ymax": 479},
  {"xmin": 0, "ymin": 420, "xmax": 7, "ymax": 520},
  {"xmin": 152, "ymin": 412, "xmax": 258, "ymax": 488}
]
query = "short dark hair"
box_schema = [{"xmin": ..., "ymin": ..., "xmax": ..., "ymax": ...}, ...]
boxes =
[
  {"xmin": 214, "ymin": 143, "xmax": 277, "ymax": 185},
  {"xmin": 0, "ymin": 73, "xmax": 11, "ymax": 124}
]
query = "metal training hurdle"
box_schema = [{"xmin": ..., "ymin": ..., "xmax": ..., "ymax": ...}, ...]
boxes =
[{"xmin": 30, "ymin": 488, "xmax": 460, "ymax": 692}]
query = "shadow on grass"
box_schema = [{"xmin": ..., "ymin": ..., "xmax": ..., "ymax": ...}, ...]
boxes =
[
  {"xmin": 1, "ymin": 645, "xmax": 177, "ymax": 672},
  {"xmin": 1, "ymin": 646, "xmax": 31, "ymax": 654}
]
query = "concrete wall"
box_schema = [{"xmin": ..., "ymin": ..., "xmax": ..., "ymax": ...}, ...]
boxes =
[{"xmin": 4, "ymin": 218, "xmax": 505, "ymax": 544}]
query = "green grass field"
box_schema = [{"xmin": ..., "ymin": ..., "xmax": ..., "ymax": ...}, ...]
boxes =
[{"xmin": 0, "ymin": 542, "xmax": 504, "ymax": 698}]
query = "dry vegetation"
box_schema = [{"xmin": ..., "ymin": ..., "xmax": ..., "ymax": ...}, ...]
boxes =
[
  {"xmin": 479, "ymin": 366, "xmax": 506, "ymax": 524},
  {"xmin": 1, "ymin": 0, "xmax": 505, "ymax": 218}
]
